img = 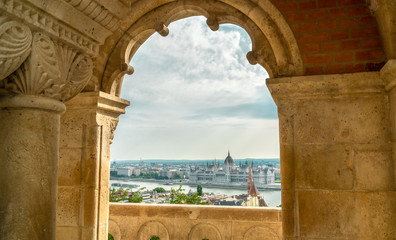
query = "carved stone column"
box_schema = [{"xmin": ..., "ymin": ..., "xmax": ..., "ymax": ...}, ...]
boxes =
[
  {"xmin": 56, "ymin": 92, "xmax": 129, "ymax": 240},
  {"xmin": 0, "ymin": 19, "xmax": 93, "ymax": 239},
  {"xmin": 267, "ymin": 72, "xmax": 395, "ymax": 239},
  {"xmin": 0, "ymin": 95, "xmax": 65, "ymax": 239}
]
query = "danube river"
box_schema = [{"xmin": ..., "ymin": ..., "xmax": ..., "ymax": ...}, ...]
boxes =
[{"xmin": 110, "ymin": 179, "xmax": 281, "ymax": 207}]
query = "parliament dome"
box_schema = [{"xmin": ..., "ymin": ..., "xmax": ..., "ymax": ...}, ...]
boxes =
[{"xmin": 224, "ymin": 150, "xmax": 234, "ymax": 165}]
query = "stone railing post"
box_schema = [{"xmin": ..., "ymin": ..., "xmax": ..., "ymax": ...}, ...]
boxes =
[
  {"xmin": 267, "ymin": 72, "xmax": 395, "ymax": 239},
  {"xmin": 0, "ymin": 22, "xmax": 94, "ymax": 239},
  {"xmin": 56, "ymin": 92, "xmax": 129, "ymax": 240}
]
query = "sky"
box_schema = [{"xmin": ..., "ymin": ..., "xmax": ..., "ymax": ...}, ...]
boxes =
[{"xmin": 111, "ymin": 16, "xmax": 279, "ymax": 160}]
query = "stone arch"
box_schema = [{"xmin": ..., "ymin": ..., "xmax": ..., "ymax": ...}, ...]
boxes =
[
  {"xmin": 137, "ymin": 221, "xmax": 169, "ymax": 240},
  {"xmin": 108, "ymin": 219, "xmax": 121, "ymax": 240},
  {"xmin": 243, "ymin": 226, "xmax": 280, "ymax": 240},
  {"xmin": 101, "ymin": 0, "xmax": 303, "ymax": 97},
  {"xmin": 188, "ymin": 223, "xmax": 222, "ymax": 240}
]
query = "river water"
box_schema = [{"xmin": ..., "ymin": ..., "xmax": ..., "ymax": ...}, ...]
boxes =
[{"xmin": 110, "ymin": 179, "xmax": 281, "ymax": 207}]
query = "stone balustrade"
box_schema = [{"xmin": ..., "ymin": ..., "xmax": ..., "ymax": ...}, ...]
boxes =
[{"xmin": 109, "ymin": 203, "xmax": 282, "ymax": 240}]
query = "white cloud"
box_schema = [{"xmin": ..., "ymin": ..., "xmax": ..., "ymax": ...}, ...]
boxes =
[{"xmin": 111, "ymin": 16, "xmax": 279, "ymax": 160}]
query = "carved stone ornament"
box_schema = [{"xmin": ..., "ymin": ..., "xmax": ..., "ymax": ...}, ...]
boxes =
[
  {"xmin": 0, "ymin": 16, "xmax": 32, "ymax": 81},
  {"xmin": 109, "ymin": 119, "xmax": 119, "ymax": 144},
  {"xmin": 0, "ymin": 0, "xmax": 99, "ymax": 55},
  {"xmin": 366, "ymin": 0, "xmax": 378, "ymax": 15},
  {"xmin": 62, "ymin": 0, "xmax": 121, "ymax": 32},
  {"xmin": 0, "ymin": 32, "xmax": 93, "ymax": 102}
]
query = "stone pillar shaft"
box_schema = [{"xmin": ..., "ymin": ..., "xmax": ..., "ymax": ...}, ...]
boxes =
[
  {"xmin": 56, "ymin": 91, "xmax": 129, "ymax": 240},
  {"xmin": 267, "ymin": 72, "xmax": 395, "ymax": 239},
  {"xmin": 0, "ymin": 95, "xmax": 65, "ymax": 239}
]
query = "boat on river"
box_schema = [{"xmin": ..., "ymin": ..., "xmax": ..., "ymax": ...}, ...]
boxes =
[{"xmin": 111, "ymin": 183, "xmax": 139, "ymax": 188}]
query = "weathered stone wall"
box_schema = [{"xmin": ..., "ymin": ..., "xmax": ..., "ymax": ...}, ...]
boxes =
[
  {"xmin": 109, "ymin": 204, "xmax": 282, "ymax": 240},
  {"xmin": 268, "ymin": 71, "xmax": 396, "ymax": 239}
]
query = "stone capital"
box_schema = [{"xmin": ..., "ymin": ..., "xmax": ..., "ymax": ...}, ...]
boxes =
[
  {"xmin": 65, "ymin": 91, "xmax": 130, "ymax": 143},
  {"xmin": 0, "ymin": 29, "xmax": 94, "ymax": 103}
]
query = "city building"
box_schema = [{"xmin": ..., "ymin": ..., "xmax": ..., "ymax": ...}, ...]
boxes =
[
  {"xmin": 189, "ymin": 151, "xmax": 275, "ymax": 186},
  {"xmin": 116, "ymin": 167, "xmax": 133, "ymax": 176}
]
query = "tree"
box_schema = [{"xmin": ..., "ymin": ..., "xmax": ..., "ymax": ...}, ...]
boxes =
[
  {"xmin": 172, "ymin": 173, "xmax": 182, "ymax": 179},
  {"xmin": 197, "ymin": 184, "xmax": 203, "ymax": 196},
  {"xmin": 128, "ymin": 192, "xmax": 143, "ymax": 203},
  {"xmin": 168, "ymin": 184, "xmax": 208, "ymax": 205},
  {"xmin": 109, "ymin": 188, "xmax": 118, "ymax": 202},
  {"xmin": 120, "ymin": 187, "xmax": 129, "ymax": 201},
  {"xmin": 128, "ymin": 187, "xmax": 146, "ymax": 203},
  {"xmin": 153, "ymin": 187, "xmax": 166, "ymax": 193},
  {"xmin": 109, "ymin": 187, "xmax": 130, "ymax": 202}
]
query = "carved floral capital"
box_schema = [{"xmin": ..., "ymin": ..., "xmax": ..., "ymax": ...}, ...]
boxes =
[
  {"xmin": 0, "ymin": 30, "xmax": 93, "ymax": 102},
  {"xmin": 0, "ymin": 16, "xmax": 32, "ymax": 81}
]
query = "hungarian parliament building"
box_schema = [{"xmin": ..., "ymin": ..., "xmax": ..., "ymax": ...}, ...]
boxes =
[{"xmin": 189, "ymin": 151, "xmax": 275, "ymax": 186}]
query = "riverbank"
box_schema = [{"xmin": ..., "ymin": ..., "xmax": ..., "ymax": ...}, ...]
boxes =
[
  {"xmin": 110, "ymin": 179, "xmax": 281, "ymax": 207},
  {"xmin": 186, "ymin": 182, "xmax": 281, "ymax": 191},
  {"xmin": 110, "ymin": 177, "xmax": 281, "ymax": 190}
]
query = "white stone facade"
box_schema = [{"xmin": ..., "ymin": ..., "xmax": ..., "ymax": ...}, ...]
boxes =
[{"xmin": 189, "ymin": 153, "xmax": 275, "ymax": 186}]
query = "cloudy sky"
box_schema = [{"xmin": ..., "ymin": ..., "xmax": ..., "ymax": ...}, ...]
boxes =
[{"xmin": 111, "ymin": 17, "xmax": 279, "ymax": 160}]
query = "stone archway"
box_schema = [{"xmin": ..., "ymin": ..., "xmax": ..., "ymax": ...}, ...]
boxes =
[
  {"xmin": 1, "ymin": 0, "xmax": 396, "ymax": 239},
  {"xmin": 58, "ymin": 1, "xmax": 396, "ymax": 240},
  {"xmin": 99, "ymin": 0, "xmax": 303, "ymax": 97}
]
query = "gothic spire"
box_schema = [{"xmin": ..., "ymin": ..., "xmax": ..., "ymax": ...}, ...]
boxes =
[{"xmin": 247, "ymin": 165, "xmax": 259, "ymax": 197}]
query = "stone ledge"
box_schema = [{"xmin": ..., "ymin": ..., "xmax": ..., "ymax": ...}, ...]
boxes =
[
  {"xmin": 109, "ymin": 203, "xmax": 282, "ymax": 240},
  {"xmin": 65, "ymin": 91, "xmax": 130, "ymax": 115},
  {"xmin": 266, "ymin": 72, "xmax": 383, "ymax": 104},
  {"xmin": 110, "ymin": 203, "xmax": 282, "ymax": 222}
]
